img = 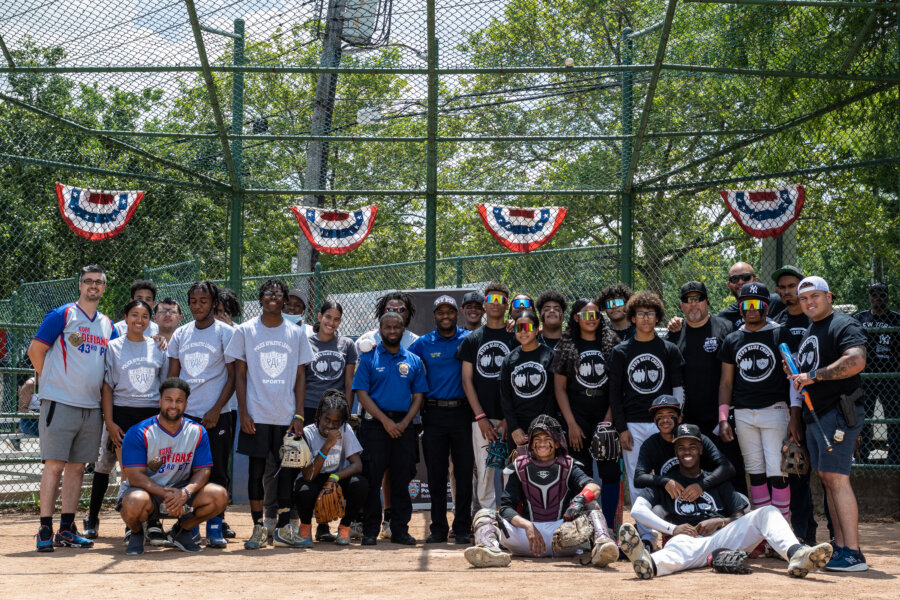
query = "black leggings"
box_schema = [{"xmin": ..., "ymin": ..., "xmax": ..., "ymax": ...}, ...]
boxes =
[
  {"xmin": 294, "ymin": 473, "xmax": 369, "ymax": 527},
  {"xmin": 248, "ymin": 456, "xmax": 297, "ymax": 510}
]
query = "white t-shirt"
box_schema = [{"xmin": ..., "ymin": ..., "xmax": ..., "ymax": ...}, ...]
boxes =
[
  {"xmin": 302, "ymin": 422, "xmax": 362, "ymax": 474},
  {"xmin": 168, "ymin": 320, "xmax": 235, "ymax": 417}
]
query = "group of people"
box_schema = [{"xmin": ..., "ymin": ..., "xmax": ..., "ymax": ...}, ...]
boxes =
[{"xmin": 23, "ymin": 260, "xmax": 882, "ymax": 578}]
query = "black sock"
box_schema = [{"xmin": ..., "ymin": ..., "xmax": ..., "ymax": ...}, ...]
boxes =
[
  {"xmin": 251, "ymin": 510, "xmax": 263, "ymax": 524},
  {"xmin": 276, "ymin": 509, "xmax": 290, "ymax": 528},
  {"xmin": 383, "ymin": 508, "xmax": 392, "ymax": 523},
  {"xmin": 89, "ymin": 472, "xmax": 110, "ymax": 520},
  {"xmin": 787, "ymin": 543, "xmax": 802, "ymax": 558},
  {"xmin": 60, "ymin": 513, "xmax": 75, "ymax": 531},
  {"xmin": 40, "ymin": 516, "xmax": 52, "ymax": 529}
]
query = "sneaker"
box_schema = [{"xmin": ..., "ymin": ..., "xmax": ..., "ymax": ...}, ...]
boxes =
[
  {"xmin": 425, "ymin": 533, "xmax": 448, "ymax": 544},
  {"xmin": 380, "ymin": 520, "xmax": 392, "ymax": 540},
  {"xmin": 82, "ymin": 516, "xmax": 99, "ymax": 540},
  {"xmin": 222, "ymin": 521, "xmax": 236, "ymax": 538},
  {"xmin": 591, "ymin": 539, "xmax": 620, "ymax": 568},
  {"xmin": 245, "ymin": 523, "xmax": 269, "ymax": 550},
  {"xmin": 788, "ymin": 543, "xmax": 833, "ymax": 577},
  {"xmin": 316, "ymin": 522, "xmax": 335, "ymax": 542},
  {"xmin": 263, "ymin": 517, "xmax": 277, "ymax": 540},
  {"xmin": 35, "ymin": 526, "xmax": 54, "ymax": 553},
  {"xmin": 349, "ymin": 521, "xmax": 363, "ymax": 540},
  {"xmin": 273, "ymin": 525, "xmax": 306, "ymax": 548},
  {"xmin": 619, "ymin": 523, "xmax": 654, "ymax": 580},
  {"xmin": 147, "ymin": 520, "xmax": 167, "ymax": 547},
  {"xmin": 169, "ymin": 524, "xmax": 203, "ymax": 553},
  {"xmin": 825, "ymin": 546, "xmax": 868, "ymax": 572},
  {"xmin": 126, "ymin": 530, "xmax": 145, "ymax": 556},
  {"xmin": 455, "ymin": 534, "xmax": 473, "ymax": 545},
  {"xmin": 123, "ymin": 527, "xmax": 132, "ymax": 544},
  {"xmin": 361, "ymin": 536, "xmax": 378, "ymax": 546},
  {"xmin": 206, "ymin": 517, "xmax": 227, "ymax": 548},
  {"xmin": 464, "ymin": 545, "xmax": 511, "ymax": 568},
  {"xmin": 335, "ymin": 525, "xmax": 351, "ymax": 546},
  {"xmin": 54, "ymin": 527, "xmax": 94, "ymax": 548},
  {"xmin": 391, "ymin": 533, "xmax": 417, "ymax": 545},
  {"xmin": 191, "ymin": 525, "xmax": 201, "ymax": 545}
]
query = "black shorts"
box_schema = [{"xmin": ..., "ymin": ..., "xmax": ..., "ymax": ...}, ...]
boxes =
[
  {"xmin": 110, "ymin": 405, "xmax": 160, "ymax": 450},
  {"xmin": 116, "ymin": 480, "xmax": 192, "ymax": 521},
  {"xmin": 237, "ymin": 423, "xmax": 290, "ymax": 459}
]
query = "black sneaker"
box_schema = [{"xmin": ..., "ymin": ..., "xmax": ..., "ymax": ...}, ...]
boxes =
[
  {"xmin": 222, "ymin": 521, "xmax": 236, "ymax": 539},
  {"xmin": 126, "ymin": 530, "xmax": 145, "ymax": 555},
  {"xmin": 35, "ymin": 525, "xmax": 54, "ymax": 553},
  {"xmin": 169, "ymin": 524, "xmax": 203, "ymax": 553},
  {"xmin": 391, "ymin": 533, "xmax": 417, "ymax": 545},
  {"xmin": 454, "ymin": 534, "xmax": 473, "ymax": 545},
  {"xmin": 146, "ymin": 519, "xmax": 167, "ymax": 547},
  {"xmin": 82, "ymin": 516, "xmax": 99, "ymax": 540},
  {"xmin": 361, "ymin": 536, "xmax": 378, "ymax": 546},
  {"xmin": 425, "ymin": 533, "xmax": 447, "ymax": 544},
  {"xmin": 316, "ymin": 522, "xmax": 336, "ymax": 542}
]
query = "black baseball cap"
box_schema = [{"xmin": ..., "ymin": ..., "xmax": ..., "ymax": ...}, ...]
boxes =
[
  {"xmin": 738, "ymin": 281, "xmax": 770, "ymax": 301},
  {"xmin": 772, "ymin": 265, "xmax": 803, "ymax": 283},
  {"xmin": 680, "ymin": 281, "xmax": 707, "ymax": 301},
  {"xmin": 673, "ymin": 423, "xmax": 702, "ymax": 443},
  {"xmin": 461, "ymin": 291, "xmax": 482, "ymax": 306},
  {"xmin": 649, "ymin": 394, "xmax": 683, "ymax": 415}
]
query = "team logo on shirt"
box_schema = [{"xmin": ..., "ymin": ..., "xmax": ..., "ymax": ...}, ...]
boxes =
[
  {"xmin": 260, "ymin": 351, "xmax": 288, "ymax": 378},
  {"xmin": 797, "ymin": 336, "xmax": 819, "ymax": 372},
  {"xmin": 68, "ymin": 333, "xmax": 84, "ymax": 347},
  {"xmin": 674, "ymin": 492, "xmax": 719, "ymax": 518},
  {"xmin": 128, "ymin": 367, "xmax": 156, "ymax": 393},
  {"xmin": 703, "ymin": 337, "xmax": 719, "ymax": 353},
  {"xmin": 626, "ymin": 353, "xmax": 665, "ymax": 394},
  {"xmin": 576, "ymin": 350, "xmax": 607, "ymax": 388},
  {"xmin": 661, "ymin": 457, "xmax": 679, "ymax": 475},
  {"xmin": 183, "ymin": 352, "xmax": 210, "ymax": 378},
  {"xmin": 311, "ymin": 350, "xmax": 346, "ymax": 381},
  {"xmin": 510, "ymin": 361, "xmax": 547, "ymax": 399},
  {"xmin": 408, "ymin": 481, "xmax": 420, "ymax": 498},
  {"xmin": 399, "ymin": 363, "xmax": 410, "ymax": 376},
  {"xmin": 476, "ymin": 340, "xmax": 510, "ymax": 379},
  {"xmin": 735, "ymin": 342, "xmax": 776, "ymax": 382}
]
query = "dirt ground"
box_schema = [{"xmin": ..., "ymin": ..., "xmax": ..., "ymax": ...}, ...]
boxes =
[{"xmin": 1, "ymin": 507, "xmax": 897, "ymax": 599}]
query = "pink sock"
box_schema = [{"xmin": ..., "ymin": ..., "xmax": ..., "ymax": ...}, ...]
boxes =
[
  {"xmin": 750, "ymin": 483, "xmax": 771, "ymax": 508},
  {"xmin": 771, "ymin": 486, "xmax": 790, "ymax": 521}
]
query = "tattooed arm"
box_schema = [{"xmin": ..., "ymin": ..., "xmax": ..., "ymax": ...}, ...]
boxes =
[{"xmin": 815, "ymin": 345, "xmax": 866, "ymax": 381}]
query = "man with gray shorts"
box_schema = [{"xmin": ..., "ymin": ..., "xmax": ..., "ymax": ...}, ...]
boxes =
[{"xmin": 27, "ymin": 264, "xmax": 118, "ymax": 552}]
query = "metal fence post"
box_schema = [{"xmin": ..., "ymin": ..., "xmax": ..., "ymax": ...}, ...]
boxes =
[
  {"xmin": 425, "ymin": 0, "xmax": 438, "ymax": 289},
  {"xmin": 620, "ymin": 28, "xmax": 634, "ymax": 287},
  {"xmin": 228, "ymin": 18, "xmax": 245, "ymax": 302},
  {"xmin": 314, "ymin": 261, "xmax": 324, "ymax": 313},
  {"xmin": 456, "ymin": 257, "xmax": 463, "ymax": 288}
]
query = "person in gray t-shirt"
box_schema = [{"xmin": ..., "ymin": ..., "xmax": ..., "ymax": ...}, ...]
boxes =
[{"xmin": 304, "ymin": 299, "xmax": 358, "ymax": 422}]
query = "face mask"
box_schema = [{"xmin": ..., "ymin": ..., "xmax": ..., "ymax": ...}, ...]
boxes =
[{"xmin": 282, "ymin": 313, "xmax": 303, "ymax": 324}]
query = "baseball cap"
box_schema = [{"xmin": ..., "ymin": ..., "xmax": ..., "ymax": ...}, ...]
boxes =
[
  {"xmin": 461, "ymin": 291, "xmax": 482, "ymax": 306},
  {"xmin": 287, "ymin": 289, "xmax": 306, "ymax": 305},
  {"xmin": 869, "ymin": 281, "xmax": 888, "ymax": 291},
  {"xmin": 772, "ymin": 265, "xmax": 804, "ymax": 283},
  {"xmin": 798, "ymin": 276, "xmax": 830, "ymax": 295},
  {"xmin": 672, "ymin": 423, "xmax": 702, "ymax": 443},
  {"xmin": 649, "ymin": 394, "xmax": 683, "ymax": 415},
  {"xmin": 679, "ymin": 281, "xmax": 707, "ymax": 301},
  {"xmin": 433, "ymin": 295, "xmax": 458, "ymax": 312},
  {"xmin": 738, "ymin": 281, "xmax": 770, "ymax": 301}
]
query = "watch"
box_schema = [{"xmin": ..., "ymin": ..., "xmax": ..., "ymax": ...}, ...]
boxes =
[{"xmin": 808, "ymin": 368, "xmax": 817, "ymax": 381}]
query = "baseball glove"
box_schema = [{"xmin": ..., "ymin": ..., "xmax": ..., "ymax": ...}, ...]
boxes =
[
  {"xmin": 708, "ymin": 549, "xmax": 752, "ymax": 574},
  {"xmin": 485, "ymin": 437, "xmax": 509, "ymax": 470},
  {"xmin": 781, "ymin": 437, "xmax": 809, "ymax": 476},
  {"xmin": 552, "ymin": 513, "xmax": 594, "ymax": 553},
  {"xmin": 590, "ymin": 422, "xmax": 621, "ymax": 462},
  {"xmin": 314, "ymin": 482, "xmax": 345, "ymax": 524},
  {"xmin": 280, "ymin": 433, "xmax": 312, "ymax": 468}
]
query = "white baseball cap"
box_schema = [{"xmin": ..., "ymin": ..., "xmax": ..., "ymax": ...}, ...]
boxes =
[{"xmin": 797, "ymin": 276, "xmax": 830, "ymax": 295}]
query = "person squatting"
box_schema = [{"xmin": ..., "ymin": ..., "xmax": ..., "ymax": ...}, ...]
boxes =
[{"xmin": 26, "ymin": 263, "xmax": 871, "ymax": 576}]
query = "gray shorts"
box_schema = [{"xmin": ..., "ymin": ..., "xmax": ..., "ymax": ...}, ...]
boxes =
[{"xmin": 39, "ymin": 400, "xmax": 103, "ymax": 463}]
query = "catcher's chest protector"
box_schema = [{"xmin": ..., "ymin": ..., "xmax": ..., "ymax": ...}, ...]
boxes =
[{"xmin": 515, "ymin": 455, "xmax": 572, "ymax": 522}]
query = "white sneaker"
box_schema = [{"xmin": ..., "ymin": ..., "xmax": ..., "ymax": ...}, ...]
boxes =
[
  {"xmin": 380, "ymin": 521, "xmax": 392, "ymax": 540},
  {"xmin": 464, "ymin": 545, "xmax": 511, "ymax": 568},
  {"xmin": 591, "ymin": 539, "xmax": 619, "ymax": 568},
  {"xmin": 273, "ymin": 525, "xmax": 306, "ymax": 549},
  {"xmin": 619, "ymin": 523, "xmax": 654, "ymax": 580},
  {"xmin": 244, "ymin": 523, "xmax": 269, "ymax": 550},
  {"xmin": 788, "ymin": 543, "xmax": 833, "ymax": 578}
]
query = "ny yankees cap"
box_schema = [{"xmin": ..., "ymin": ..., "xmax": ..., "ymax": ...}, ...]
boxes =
[
  {"xmin": 679, "ymin": 281, "xmax": 708, "ymax": 301},
  {"xmin": 738, "ymin": 281, "xmax": 770, "ymax": 301},
  {"xmin": 461, "ymin": 291, "xmax": 482, "ymax": 306},
  {"xmin": 433, "ymin": 294, "xmax": 458, "ymax": 311},
  {"xmin": 798, "ymin": 276, "xmax": 830, "ymax": 295},
  {"xmin": 672, "ymin": 423, "xmax": 702, "ymax": 442},
  {"xmin": 772, "ymin": 265, "xmax": 804, "ymax": 283},
  {"xmin": 649, "ymin": 394, "xmax": 683, "ymax": 415}
]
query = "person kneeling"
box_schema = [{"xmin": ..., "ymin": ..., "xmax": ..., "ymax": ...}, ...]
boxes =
[
  {"xmin": 292, "ymin": 390, "xmax": 368, "ymax": 546},
  {"xmin": 464, "ymin": 415, "xmax": 618, "ymax": 568},
  {"xmin": 619, "ymin": 423, "xmax": 833, "ymax": 580},
  {"xmin": 118, "ymin": 378, "xmax": 228, "ymax": 555}
]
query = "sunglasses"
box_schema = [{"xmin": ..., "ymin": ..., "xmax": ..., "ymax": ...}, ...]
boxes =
[
  {"xmin": 869, "ymin": 291, "xmax": 888, "ymax": 298},
  {"xmin": 511, "ymin": 298, "xmax": 532, "ymax": 309},
  {"xmin": 385, "ymin": 306, "xmax": 407, "ymax": 314},
  {"xmin": 484, "ymin": 293, "xmax": 508, "ymax": 305},
  {"xmin": 740, "ymin": 299, "xmax": 767, "ymax": 311},
  {"xmin": 728, "ymin": 273, "xmax": 754, "ymax": 284},
  {"xmin": 578, "ymin": 310, "xmax": 599, "ymax": 321},
  {"xmin": 681, "ymin": 296, "xmax": 705, "ymax": 304},
  {"xmin": 515, "ymin": 322, "xmax": 536, "ymax": 333},
  {"xmin": 605, "ymin": 298, "xmax": 626, "ymax": 309},
  {"xmin": 262, "ymin": 291, "xmax": 284, "ymax": 299}
]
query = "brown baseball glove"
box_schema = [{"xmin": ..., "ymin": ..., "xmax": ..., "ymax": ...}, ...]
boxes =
[
  {"xmin": 781, "ymin": 437, "xmax": 809, "ymax": 476},
  {"xmin": 551, "ymin": 513, "xmax": 593, "ymax": 553},
  {"xmin": 314, "ymin": 482, "xmax": 346, "ymax": 524}
]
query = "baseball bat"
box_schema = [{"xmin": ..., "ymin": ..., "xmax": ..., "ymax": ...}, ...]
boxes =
[{"xmin": 778, "ymin": 343, "xmax": 833, "ymax": 452}]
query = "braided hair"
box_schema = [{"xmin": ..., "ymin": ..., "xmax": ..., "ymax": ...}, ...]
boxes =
[
  {"xmin": 187, "ymin": 280, "xmax": 221, "ymax": 313},
  {"xmin": 315, "ymin": 388, "xmax": 351, "ymax": 426},
  {"xmin": 550, "ymin": 298, "xmax": 620, "ymax": 380}
]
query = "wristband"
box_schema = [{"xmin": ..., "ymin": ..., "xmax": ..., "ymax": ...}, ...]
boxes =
[
  {"xmin": 474, "ymin": 413, "xmax": 487, "ymax": 421},
  {"xmin": 329, "ymin": 473, "xmax": 340, "ymax": 482},
  {"xmin": 718, "ymin": 404, "xmax": 730, "ymax": 423},
  {"xmin": 580, "ymin": 488, "xmax": 595, "ymax": 504},
  {"xmin": 317, "ymin": 450, "xmax": 327, "ymax": 460},
  {"xmin": 293, "ymin": 414, "xmax": 304, "ymax": 421}
]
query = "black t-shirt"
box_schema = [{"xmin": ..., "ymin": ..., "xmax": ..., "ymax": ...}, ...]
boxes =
[
  {"xmin": 608, "ymin": 336, "xmax": 684, "ymax": 432},
  {"xmin": 639, "ymin": 470, "xmax": 747, "ymax": 526},
  {"xmin": 499, "ymin": 344, "xmax": 556, "ymax": 434},
  {"xmin": 667, "ymin": 316, "xmax": 733, "ymax": 431},
  {"xmin": 852, "ymin": 310, "xmax": 900, "ymax": 373},
  {"xmin": 633, "ymin": 432, "xmax": 735, "ymax": 491},
  {"xmin": 776, "ymin": 310, "xmax": 811, "ymax": 353},
  {"xmin": 611, "ymin": 323, "xmax": 635, "ymax": 341},
  {"xmin": 499, "ymin": 459, "xmax": 592, "ymax": 523},
  {"xmin": 538, "ymin": 333, "xmax": 561, "ymax": 350},
  {"xmin": 718, "ymin": 295, "xmax": 785, "ymax": 329},
  {"xmin": 554, "ymin": 338, "xmax": 610, "ymax": 429},
  {"xmin": 455, "ymin": 325, "xmax": 518, "ymax": 420},
  {"xmin": 719, "ymin": 322, "xmax": 790, "ymax": 409},
  {"xmin": 797, "ymin": 311, "xmax": 867, "ymax": 418}
]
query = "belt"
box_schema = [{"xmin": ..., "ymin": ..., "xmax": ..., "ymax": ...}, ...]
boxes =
[
  {"xmin": 582, "ymin": 388, "xmax": 603, "ymax": 397},
  {"xmin": 425, "ymin": 398, "xmax": 466, "ymax": 408},
  {"xmin": 364, "ymin": 410, "xmax": 408, "ymax": 421}
]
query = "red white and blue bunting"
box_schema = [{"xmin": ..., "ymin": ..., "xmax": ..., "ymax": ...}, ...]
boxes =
[
  {"xmin": 720, "ymin": 184, "xmax": 805, "ymax": 238},
  {"xmin": 289, "ymin": 205, "xmax": 378, "ymax": 255},
  {"xmin": 477, "ymin": 203, "xmax": 567, "ymax": 253},
  {"xmin": 56, "ymin": 183, "xmax": 145, "ymax": 241}
]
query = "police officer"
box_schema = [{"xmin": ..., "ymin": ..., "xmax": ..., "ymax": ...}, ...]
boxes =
[
  {"xmin": 409, "ymin": 295, "xmax": 474, "ymax": 545},
  {"xmin": 354, "ymin": 312, "xmax": 428, "ymax": 546}
]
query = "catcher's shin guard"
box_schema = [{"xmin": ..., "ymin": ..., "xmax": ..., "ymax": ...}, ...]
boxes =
[{"xmin": 587, "ymin": 502, "xmax": 618, "ymax": 567}]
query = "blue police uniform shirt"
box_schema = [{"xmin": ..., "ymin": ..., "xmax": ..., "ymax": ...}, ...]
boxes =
[
  {"xmin": 352, "ymin": 342, "xmax": 428, "ymax": 412},
  {"xmin": 408, "ymin": 326, "xmax": 469, "ymax": 400}
]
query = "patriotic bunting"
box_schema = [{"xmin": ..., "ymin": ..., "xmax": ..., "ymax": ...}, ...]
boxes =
[
  {"xmin": 477, "ymin": 203, "xmax": 567, "ymax": 253},
  {"xmin": 56, "ymin": 183, "xmax": 145, "ymax": 241},
  {"xmin": 289, "ymin": 205, "xmax": 378, "ymax": 254},
  {"xmin": 720, "ymin": 184, "xmax": 805, "ymax": 238}
]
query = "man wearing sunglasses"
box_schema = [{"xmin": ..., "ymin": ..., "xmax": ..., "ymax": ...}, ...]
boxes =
[
  {"xmin": 717, "ymin": 262, "xmax": 785, "ymax": 328},
  {"xmin": 457, "ymin": 283, "xmax": 518, "ymax": 511},
  {"xmin": 598, "ymin": 283, "xmax": 635, "ymax": 341},
  {"xmin": 852, "ymin": 282, "xmax": 900, "ymax": 466}
]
